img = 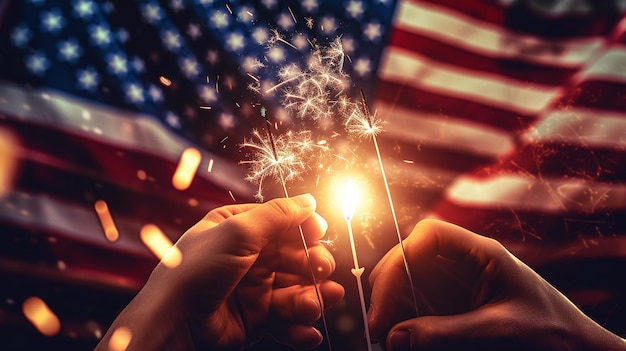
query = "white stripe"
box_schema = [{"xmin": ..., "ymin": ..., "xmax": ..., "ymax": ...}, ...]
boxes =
[
  {"xmin": 574, "ymin": 46, "xmax": 626, "ymax": 84},
  {"xmin": 377, "ymin": 102, "xmax": 514, "ymax": 158},
  {"xmin": 446, "ymin": 174, "xmax": 626, "ymax": 212},
  {"xmin": 379, "ymin": 47, "xmax": 561, "ymax": 115},
  {"xmin": 523, "ymin": 108, "xmax": 626, "ymax": 149},
  {"xmin": 0, "ymin": 81, "xmax": 252, "ymax": 196},
  {"xmin": 395, "ymin": 1, "xmax": 604, "ymax": 68}
]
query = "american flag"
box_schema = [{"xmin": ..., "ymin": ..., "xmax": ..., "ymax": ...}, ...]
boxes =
[{"xmin": 1, "ymin": 0, "xmax": 626, "ymax": 350}]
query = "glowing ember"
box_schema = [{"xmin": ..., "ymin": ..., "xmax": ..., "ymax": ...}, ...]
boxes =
[
  {"xmin": 140, "ymin": 224, "xmax": 182, "ymax": 268},
  {"xmin": 22, "ymin": 296, "xmax": 61, "ymax": 336},
  {"xmin": 108, "ymin": 326, "xmax": 132, "ymax": 351},
  {"xmin": 94, "ymin": 200, "xmax": 119, "ymax": 242},
  {"xmin": 172, "ymin": 147, "xmax": 202, "ymax": 191}
]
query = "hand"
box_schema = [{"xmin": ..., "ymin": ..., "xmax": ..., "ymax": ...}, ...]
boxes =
[
  {"xmin": 368, "ymin": 219, "xmax": 626, "ymax": 351},
  {"xmin": 96, "ymin": 194, "xmax": 344, "ymax": 351}
]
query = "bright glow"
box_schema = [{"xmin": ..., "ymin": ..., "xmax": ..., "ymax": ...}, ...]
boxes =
[
  {"xmin": 94, "ymin": 200, "xmax": 119, "ymax": 242},
  {"xmin": 109, "ymin": 326, "xmax": 132, "ymax": 351},
  {"xmin": 172, "ymin": 147, "xmax": 201, "ymax": 190},
  {"xmin": 140, "ymin": 224, "xmax": 182, "ymax": 268},
  {"xmin": 22, "ymin": 296, "xmax": 61, "ymax": 336},
  {"xmin": 342, "ymin": 180, "xmax": 358, "ymax": 221},
  {"xmin": 0, "ymin": 128, "xmax": 18, "ymax": 196}
]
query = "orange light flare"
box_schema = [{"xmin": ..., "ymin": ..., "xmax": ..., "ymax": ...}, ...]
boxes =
[
  {"xmin": 108, "ymin": 326, "xmax": 132, "ymax": 351},
  {"xmin": 22, "ymin": 297, "xmax": 61, "ymax": 337},
  {"xmin": 140, "ymin": 224, "xmax": 182, "ymax": 268},
  {"xmin": 172, "ymin": 147, "xmax": 202, "ymax": 191},
  {"xmin": 159, "ymin": 76, "xmax": 172, "ymax": 86},
  {"xmin": 94, "ymin": 200, "xmax": 120, "ymax": 242},
  {"xmin": 0, "ymin": 127, "xmax": 19, "ymax": 196}
]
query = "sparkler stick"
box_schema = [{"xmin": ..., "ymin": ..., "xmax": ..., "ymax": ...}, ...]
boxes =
[
  {"xmin": 244, "ymin": 107, "xmax": 333, "ymax": 351},
  {"xmin": 359, "ymin": 90, "xmax": 420, "ymax": 317},
  {"xmin": 341, "ymin": 180, "xmax": 372, "ymax": 351}
]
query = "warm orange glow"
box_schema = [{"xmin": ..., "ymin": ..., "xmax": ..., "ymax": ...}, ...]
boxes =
[
  {"xmin": 159, "ymin": 76, "xmax": 172, "ymax": 86},
  {"xmin": 0, "ymin": 128, "xmax": 18, "ymax": 196},
  {"xmin": 95, "ymin": 200, "xmax": 120, "ymax": 242},
  {"xmin": 108, "ymin": 326, "xmax": 132, "ymax": 351},
  {"xmin": 140, "ymin": 224, "xmax": 182, "ymax": 268},
  {"xmin": 22, "ymin": 297, "xmax": 61, "ymax": 336},
  {"xmin": 342, "ymin": 180, "xmax": 358, "ymax": 221},
  {"xmin": 136, "ymin": 169, "xmax": 147, "ymax": 180},
  {"xmin": 172, "ymin": 147, "xmax": 202, "ymax": 191}
]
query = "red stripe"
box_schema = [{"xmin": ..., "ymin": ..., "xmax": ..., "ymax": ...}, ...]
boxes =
[
  {"xmin": 432, "ymin": 199, "xmax": 626, "ymax": 243},
  {"xmin": 555, "ymin": 80, "xmax": 626, "ymax": 112},
  {"xmin": 388, "ymin": 28, "xmax": 578, "ymax": 86},
  {"xmin": 375, "ymin": 79, "xmax": 537, "ymax": 132},
  {"xmin": 413, "ymin": 0, "xmax": 622, "ymax": 37},
  {"xmin": 468, "ymin": 143, "xmax": 626, "ymax": 182}
]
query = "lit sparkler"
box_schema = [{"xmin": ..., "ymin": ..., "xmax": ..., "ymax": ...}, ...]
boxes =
[
  {"xmin": 341, "ymin": 180, "xmax": 372, "ymax": 351},
  {"xmin": 240, "ymin": 107, "xmax": 332, "ymax": 351},
  {"xmin": 355, "ymin": 89, "xmax": 420, "ymax": 317}
]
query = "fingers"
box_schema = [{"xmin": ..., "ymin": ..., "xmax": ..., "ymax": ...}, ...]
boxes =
[
  {"xmin": 269, "ymin": 280, "xmax": 345, "ymax": 349},
  {"xmin": 385, "ymin": 305, "xmax": 515, "ymax": 351},
  {"xmin": 271, "ymin": 280, "xmax": 345, "ymax": 324},
  {"xmin": 368, "ymin": 219, "xmax": 502, "ymax": 340}
]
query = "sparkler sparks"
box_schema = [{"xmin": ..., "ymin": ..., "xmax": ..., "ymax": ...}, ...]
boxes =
[{"xmin": 240, "ymin": 111, "xmax": 326, "ymax": 201}]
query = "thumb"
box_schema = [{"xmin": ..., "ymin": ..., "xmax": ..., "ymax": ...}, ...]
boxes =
[
  {"xmin": 386, "ymin": 305, "xmax": 511, "ymax": 351},
  {"xmin": 220, "ymin": 193, "xmax": 318, "ymax": 251}
]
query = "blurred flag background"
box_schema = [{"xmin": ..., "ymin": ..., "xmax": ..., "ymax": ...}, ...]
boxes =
[{"xmin": 1, "ymin": 0, "xmax": 626, "ymax": 350}]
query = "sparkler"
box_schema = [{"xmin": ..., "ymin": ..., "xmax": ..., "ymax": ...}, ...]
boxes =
[
  {"xmin": 341, "ymin": 180, "xmax": 372, "ymax": 351},
  {"xmin": 353, "ymin": 89, "xmax": 420, "ymax": 317},
  {"xmin": 240, "ymin": 107, "xmax": 332, "ymax": 351}
]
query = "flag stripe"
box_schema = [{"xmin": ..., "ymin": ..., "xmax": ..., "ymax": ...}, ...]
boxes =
[{"xmin": 378, "ymin": 46, "xmax": 562, "ymax": 115}]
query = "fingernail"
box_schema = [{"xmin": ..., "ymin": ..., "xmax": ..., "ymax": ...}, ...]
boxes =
[
  {"xmin": 293, "ymin": 193, "xmax": 316, "ymax": 209},
  {"xmin": 389, "ymin": 329, "xmax": 411, "ymax": 351}
]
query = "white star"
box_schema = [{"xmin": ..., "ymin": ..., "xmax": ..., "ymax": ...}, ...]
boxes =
[
  {"xmin": 319, "ymin": 16, "xmax": 336, "ymax": 34},
  {"xmin": 261, "ymin": 0, "xmax": 277, "ymax": 9},
  {"xmin": 90, "ymin": 24, "xmax": 111, "ymax": 46},
  {"xmin": 242, "ymin": 56, "xmax": 264, "ymax": 72},
  {"xmin": 117, "ymin": 28, "xmax": 129, "ymax": 43},
  {"xmin": 73, "ymin": 0, "xmax": 95, "ymax": 18},
  {"xmin": 197, "ymin": 0, "xmax": 214, "ymax": 5},
  {"xmin": 169, "ymin": 0, "xmax": 185, "ymax": 12},
  {"xmin": 292, "ymin": 33, "xmax": 308, "ymax": 50},
  {"xmin": 226, "ymin": 32, "xmax": 245, "ymax": 51},
  {"xmin": 363, "ymin": 22, "xmax": 382, "ymax": 41},
  {"xmin": 277, "ymin": 13, "xmax": 294, "ymax": 30},
  {"xmin": 197, "ymin": 85, "xmax": 217, "ymax": 103},
  {"xmin": 187, "ymin": 23, "xmax": 202, "ymax": 40},
  {"xmin": 11, "ymin": 26, "xmax": 31, "ymax": 48},
  {"xmin": 162, "ymin": 29, "xmax": 182, "ymax": 51},
  {"xmin": 132, "ymin": 57, "xmax": 145, "ymax": 72},
  {"xmin": 166, "ymin": 112, "xmax": 181, "ymax": 128},
  {"xmin": 148, "ymin": 85, "xmax": 163, "ymax": 102},
  {"xmin": 107, "ymin": 53, "xmax": 128, "ymax": 75},
  {"xmin": 252, "ymin": 27, "xmax": 269, "ymax": 44},
  {"xmin": 211, "ymin": 11, "xmax": 229, "ymax": 28},
  {"xmin": 238, "ymin": 6, "xmax": 254, "ymax": 22},
  {"xmin": 341, "ymin": 36, "xmax": 356, "ymax": 53},
  {"xmin": 25, "ymin": 52, "xmax": 49, "ymax": 76},
  {"xmin": 301, "ymin": 0, "xmax": 319, "ymax": 12},
  {"xmin": 141, "ymin": 2, "xmax": 163, "ymax": 24},
  {"xmin": 218, "ymin": 113, "xmax": 235, "ymax": 130},
  {"xmin": 353, "ymin": 57, "xmax": 371, "ymax": 76},
  {"xmin": 346, "ymin": 0, "xmax": 365, "ymax": 18},
  {"xmin": 125, "ymin": 82, "xmax": 144, "ymax": 104},
  {"xmin": 180, "ymin": 56, "xmax": 200, "ymax": 78},
  {"xmin": 267, "ymin": 46, "xmax": 285, "ymax": 62},
  {"xmin": 41, "ymin": 10, "xmax": 65, "ymax": 33},
  {"xmin": 77, "ymin": 67, "xmax": 99, "ymax": 91},
  {"xmin": 58, "ymin": 39, "xmax": 82, "ymax": 62}
]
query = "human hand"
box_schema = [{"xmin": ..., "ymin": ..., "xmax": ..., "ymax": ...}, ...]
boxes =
[
  {"xmin": 368, "ymin": 219, "xmax": 626, "ymax": 351},
  {"xmin": 96, "ymin": 194, "xmax": 344, "ymax": 351}
]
